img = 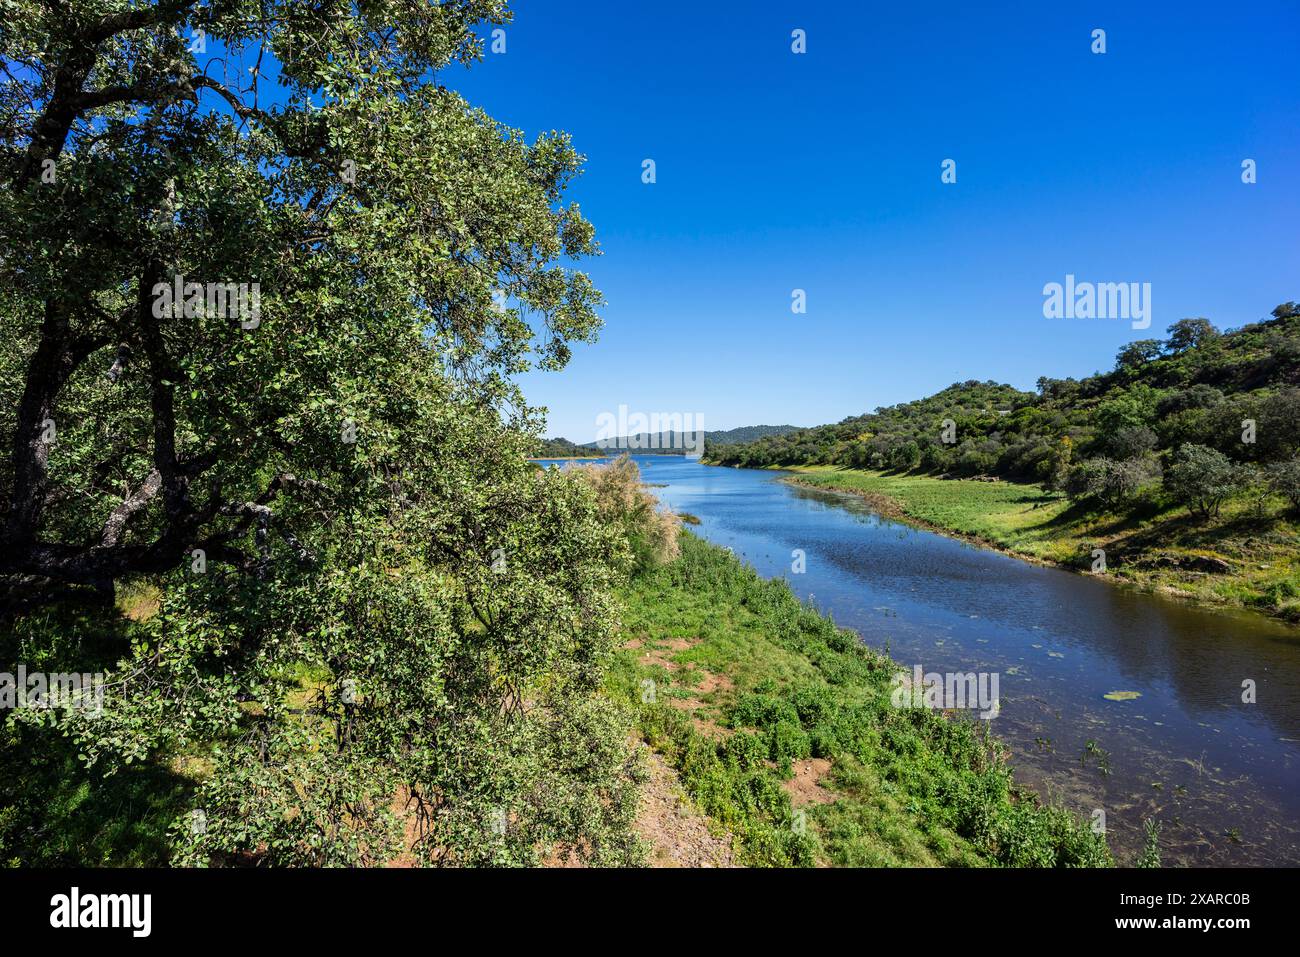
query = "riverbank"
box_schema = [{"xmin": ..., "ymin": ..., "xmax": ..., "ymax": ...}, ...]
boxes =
[
  {"xmin": 610, "ymin": 531, "xmax": 1120, "ymax": 867},
  {"xmin": 775, "ymin": 465, "xmax": 1300, "ymax": 625}
]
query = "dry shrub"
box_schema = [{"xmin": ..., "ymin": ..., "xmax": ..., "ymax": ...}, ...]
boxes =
[{"xmin": 571, "ymin": 455, "xmax": 680, "ymax": 570}]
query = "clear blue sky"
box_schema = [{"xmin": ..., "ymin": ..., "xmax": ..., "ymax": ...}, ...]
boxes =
[{"xmin": 449, "ymin": 0, "xmax": 1299, "ymax": 441}]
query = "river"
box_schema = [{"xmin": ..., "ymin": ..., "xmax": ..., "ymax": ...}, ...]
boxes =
[{"xmin": 543, "ymin": 455, "xmax": 1300, "ymax": 866}]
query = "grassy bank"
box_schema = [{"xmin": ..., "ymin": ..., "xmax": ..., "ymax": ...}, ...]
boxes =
[
  {"xmin": 610, "ymin": 531, "xmax": 1117, "ymax": 867},
  {"xmin": 780, "ymin": 465, "xmax": 1300, "ymax": 622}
]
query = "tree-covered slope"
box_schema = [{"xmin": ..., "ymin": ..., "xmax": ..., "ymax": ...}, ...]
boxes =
[
  {"xmin": 705, "ymin": 424, "xmax": 802, "ymax": 445},
  {"xmin": 709, "ymin": 306, "xmax": 1300, "ymax": 484}
]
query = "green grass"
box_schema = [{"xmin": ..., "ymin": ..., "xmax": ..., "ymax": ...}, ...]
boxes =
[
  {"xmin": 611, "ymin": 532, "xmax": 1114, "ymax": 868},
  {"xmin": 784, "ymin": 466, "xmax": 1300, "ymax": 621},
  {"xmin": 783, "ymin": 466, "xmax": 1070, "ymax": 554},
  {"xmin": 0, "ymin": 721, "xmax": 192, "ymax": 867}
]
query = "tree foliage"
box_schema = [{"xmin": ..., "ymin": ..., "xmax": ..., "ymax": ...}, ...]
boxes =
[
  {"xmin": 1165, "ymin": 318, "xmax": 1219, "ymax": 355},
  {"xmin": 709, "ymin": 305, "xmax": 1300, "ymax": 523},
  {"xmin": 1164, "ymin": 444, "xmax": 1248, "ymax": 520},
  {"xmin": 1267, "ymin": 457, "xmax": 1300, "ymax": 513},
  {"xmin": 1, "ymin": 0, "xmax": 641, "ymax": 865},
  {"xmin": 1062, "ymin": 456, "xmax": 1159, "ymax": 508}
]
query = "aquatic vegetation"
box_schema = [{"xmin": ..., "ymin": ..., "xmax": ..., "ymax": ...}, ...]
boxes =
[
  {"xmin": 1136, "ymin": 819, "xmax": 1162, "ymax": 868},
  {"xmin": 1081, "ymin": 740, "xmax": 1113, "ymax": 776}
]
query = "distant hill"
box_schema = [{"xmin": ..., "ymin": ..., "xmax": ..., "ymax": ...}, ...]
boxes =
[
  {"xmin": 537, "ymin": 425, "xmax": 800, "ymax": 458},
  {"xmin": 535, "ymin": 436, "xmax": 600, "ymax": 458},
  {"xmin": 708, "ymin": 304, "xmax": 1300, "ymax": 478},
  {"xmin": 707, "ymin": 424, "xmax": 802, "ymax": 445}
]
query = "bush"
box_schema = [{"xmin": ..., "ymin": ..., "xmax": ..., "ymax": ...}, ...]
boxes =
[
  {"xmin": 1258, "ymin": 390, "xmax": 1300, "ymax": 461},
  {"xmin": 768, "ymin": 720, "xmax": 812, "ymax": 769},
  {"xmin": 1267, "ymin": 456, "xmax": 1300, "ymax": 512},
  {"xmin": 1163, "ymin": 444, "xmax": 1249, "ymax": 519},
  {"xmin": 889, "ymin": 440, "xmax": 922, "ymax": 471},
  {"xmin": 571, "ymin": 455, "xmax": 680, "ymax": 570},
  {"xmin": 1063, "ymin": 456, "xmax": 1159, "ymax": 508},
  {"xmin": 1106, "ymin": 425, "xmax": 1158, "ymax": 460},
  {"xmin": 1156, "ymin": 384, "xmax": 1223, "ymax": 416},
  {"xmin": 791, "ymin": 685, "xmax": 836, "ymax": 726},
  {"xmin": 730, "ymin": 692, "xmax": 799, "ymax": 730},
  {"xmin": 808, "ymin": 725, "xmax": 841, "ymax": 758}
]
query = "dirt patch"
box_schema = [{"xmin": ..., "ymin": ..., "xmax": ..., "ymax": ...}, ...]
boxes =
[
  {"xmin": 639, "ymin": 637, "xmax": 697, "ymax": 669},
  {"xmin": 661, "ymin": 694, "xmax": 729, "ymax": 738},
  {"xmin": 537, "ymin": 740, "xmax": 738, "ymax": 868},
  {"xmin": 783, "ymin": 757, "xmax": 836, "ymax": 808},
  {"xmin": 633, "ymin": 741, "xmax": 736, "ymax": 868},
  {"xmin": 694, "ymin": 670, "xmax": 734, "ymax": 695},
  {"xmin": 540, "ymin": 843, "xmax": 588, "ymax": 868},
  {"xmin": 633, "ymin": 636, "xmax": 733, "ymax": 739},
  {"xmin": 385, "ymin": 786, "xmax": 421, "ymax": 868}
]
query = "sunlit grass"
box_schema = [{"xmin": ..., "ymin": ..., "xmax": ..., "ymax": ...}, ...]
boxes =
[{"xmin": 612, "ymin": 532, "xmax": 1113, "ymax": 868}]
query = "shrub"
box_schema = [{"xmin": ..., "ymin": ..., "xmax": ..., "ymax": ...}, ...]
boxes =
[
  {"xmin": 1156, "ymin": 384, "xmax": 1223, "ymax": 416},
  {"xmin": 1063, "ymin": 456, "xmax": 1159, "ymax": 508},
  {"xmin": 1163, "ymin": 444, "xmax": 1249, "ymax": 519},
  {"xmin": 730, "ymin": 692, "xmax": 799, "ymax": 730},
  {"xmin": 1106, "ymin": 425, "xmax": 1158, "ymax": 460},
  {"xmin": 889, "ymin": 440, "xmax": 922, "ymax": 471},
  {"xmin": 791, "ymin": 685, "xmax": 836, "ymax": 726},
  {"xmin": 1096, "ymin": 389, "xmax": 1158, "ymax": 439},
  {"xmin": 1267, "ymin": 456, "xmax": 1300, "ymax": 512},
  {"xmin": 808, "ymin": 725, "xmax": 841, "ymax": 758},
  {"xmin": 571, "ymin": 455, "xmax": 680, "ymax": 569},
  {"xmin": 769, "ymin": 720, "xmax": 813, "ymax": 770},
  {"xmin": 1258, "ymin": 390, "xmax": 1300, "ymax": 461}
]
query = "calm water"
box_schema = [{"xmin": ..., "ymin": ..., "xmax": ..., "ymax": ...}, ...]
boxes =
[{"xmin": 542, "ymin": 455, "xmax": 1300, "ymax": 866}]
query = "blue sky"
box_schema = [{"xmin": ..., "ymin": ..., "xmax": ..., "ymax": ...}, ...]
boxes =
[{"xmin": 451, "ymin": 1, "xmax": 1299, "ymax": 440}]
